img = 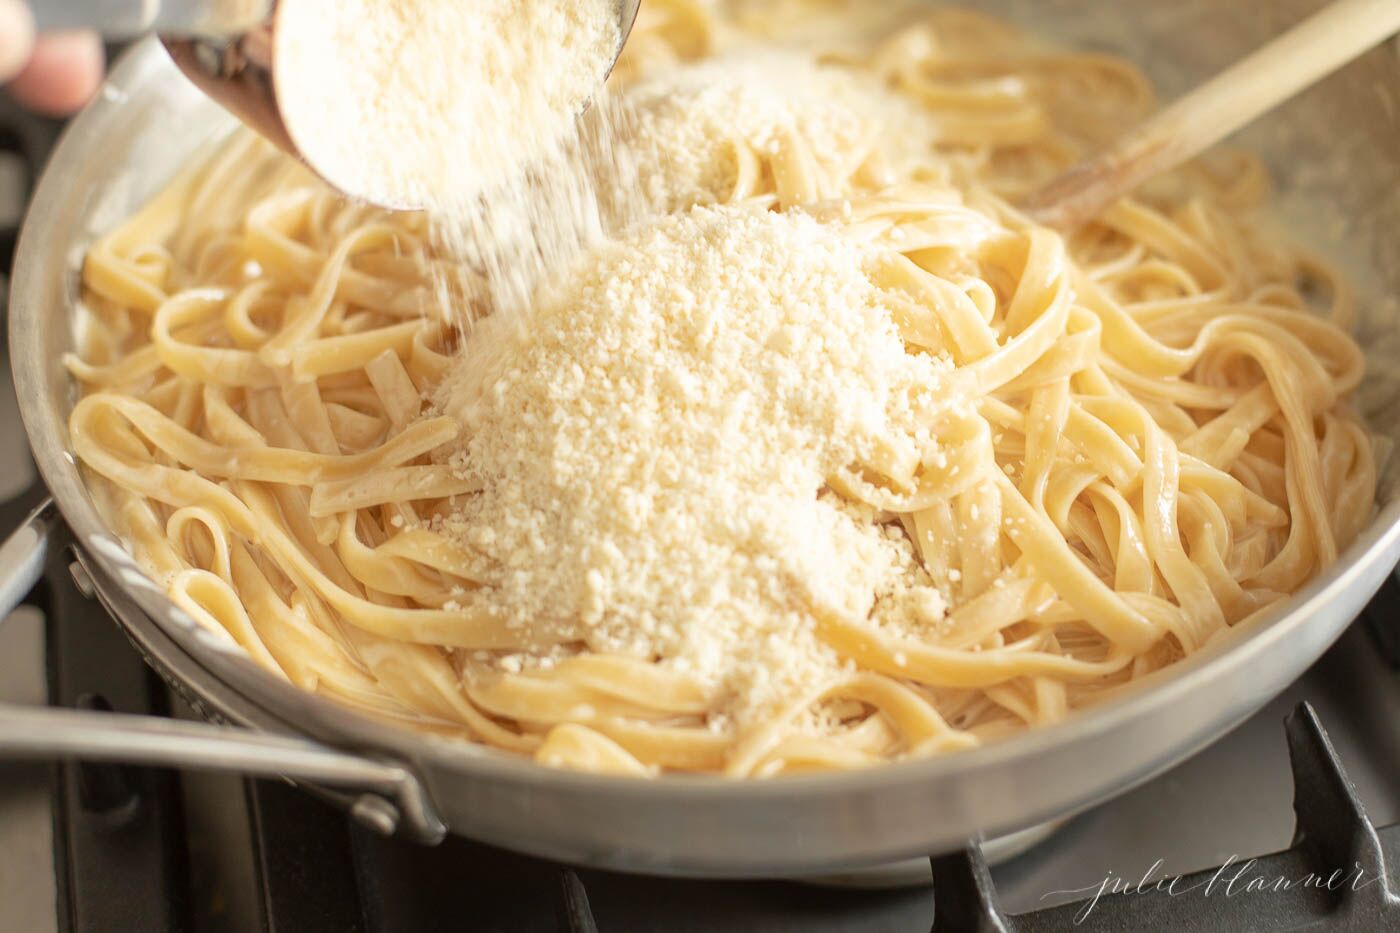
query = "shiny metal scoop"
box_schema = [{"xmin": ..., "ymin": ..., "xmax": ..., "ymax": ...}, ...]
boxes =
[{"xmin": 44, "ymin": 0, "xmax": 643, "ymax": 210}]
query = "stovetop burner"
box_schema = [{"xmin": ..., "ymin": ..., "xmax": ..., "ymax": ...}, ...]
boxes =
[{"xmin": 0, "ymin": 81, "xmax": 1397, "ymax": 933}]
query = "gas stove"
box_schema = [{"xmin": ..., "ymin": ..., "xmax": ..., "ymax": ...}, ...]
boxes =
[{"xmin": 0, "ymin": 97, "xmax": 1396, "ymax": 933}]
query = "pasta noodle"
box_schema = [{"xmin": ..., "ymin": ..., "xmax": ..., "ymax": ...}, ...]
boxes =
[{"xmin": 68, "ymin": 1, "xmax": 1377, "ymax": 777}]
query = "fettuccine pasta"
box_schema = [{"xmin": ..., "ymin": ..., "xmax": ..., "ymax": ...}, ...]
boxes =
[{"xmin": 69, "ymin": 2, "xmax": 1376, "ymax": 777}]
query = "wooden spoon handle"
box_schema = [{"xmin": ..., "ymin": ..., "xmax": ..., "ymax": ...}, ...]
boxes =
[{"xmin": 1022, "ymin": 0, "xmax": 1400, "ymax": 231}]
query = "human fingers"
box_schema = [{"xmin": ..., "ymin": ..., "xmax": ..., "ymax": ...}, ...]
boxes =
[
  {"xmin": 0, "ymin": 0, "xmax": 35, "ymax": 84},
  {"xmin": 7, "ymin": 29, "xmax": 103, "ymax": 115}
]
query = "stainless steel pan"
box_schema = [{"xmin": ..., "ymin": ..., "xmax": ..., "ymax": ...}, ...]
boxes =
[{"xmin": 2, "ymin": 0, "xmax": 1398, "ymax": 878}]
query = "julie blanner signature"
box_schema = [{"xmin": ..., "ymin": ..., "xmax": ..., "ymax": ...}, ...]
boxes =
[{"xmin": 1041, "ymin": 855, "xmax": 1382, "ymax": 925}]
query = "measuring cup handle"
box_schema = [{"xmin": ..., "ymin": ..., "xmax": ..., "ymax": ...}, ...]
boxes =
[{"xmin": 32, "ymin": 0, "xmax": 272, "ymax": 39}]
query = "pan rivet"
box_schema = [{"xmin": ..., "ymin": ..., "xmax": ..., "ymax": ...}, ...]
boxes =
[
  {"xmin": 68, "ymin": 560, "xmax": 95, "ymax": 599},
  {"xmin": 351, "ymin": 795, "xmax": 400, "ymax": 837}
]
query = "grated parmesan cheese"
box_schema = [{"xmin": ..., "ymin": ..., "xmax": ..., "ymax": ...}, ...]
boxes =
[
  {"xmin": 274, "ymin": 0, "xmax": 633, "ymax": 330},
  {"xmin": 275, "ymin": 0, "xmax": 620, "ymax": 210},
  {"xmin": 438, "ymin": 205, "xmax": 962, "ymax": 724},
  {"xmin": 621, "ymin": 51, "xmax": 938, "ymax": 211}
]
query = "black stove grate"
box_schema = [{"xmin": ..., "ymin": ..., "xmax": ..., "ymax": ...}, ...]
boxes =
[
  {"xmin": 42, "ymin": 563, "xmax": 190, "ymax": 933},
  {"xmin": 923, "ymin": 704, "xmax": 1400, "ymax": 932},
  {"xmin": 1361, "ymin": 571, "xmax": 1400, "ymax": 669}
]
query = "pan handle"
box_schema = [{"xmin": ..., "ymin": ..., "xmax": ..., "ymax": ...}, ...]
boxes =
[
  {"xmin": 0, "ymin": 702, "xmax": 448, "ymax": 843},
  {"xmin": 0, "ymin": 498, "xmax": 447, "ymax": 843},
  {"xmin": 0, "ymin": 497, "xmax": 59, "ymax": 622}
]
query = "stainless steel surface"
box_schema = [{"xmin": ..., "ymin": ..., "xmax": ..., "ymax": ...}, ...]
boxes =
[
  {"xmin": 33, "ymin": 0, "xmax": 273, "ymax": 38},
  {"xmin": 0, "ymin": 703, "xmax": 447, "ymax": 844},
  {"xmin": 162, "ymin": 24, "xmax": 291, "ymax": 169},
  {"xmin": 5, "ymin": 0, "xmax": 1400, "ymax": 877}
]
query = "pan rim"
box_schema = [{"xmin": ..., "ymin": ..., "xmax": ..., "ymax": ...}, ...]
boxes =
[{"xmin": 11, "ymin": 37, "xmax": 1400, "ymax": 871}]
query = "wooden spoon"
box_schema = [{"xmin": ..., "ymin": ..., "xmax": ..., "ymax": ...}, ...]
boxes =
[{"xmin": 1021, "ymin": 0, "xmax": 1400, "ymax": 231}]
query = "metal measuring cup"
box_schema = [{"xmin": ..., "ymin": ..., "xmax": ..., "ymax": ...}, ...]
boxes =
[{"xmin": 36, "ymin": 0, "xmax": 642, "ymax": 209}]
